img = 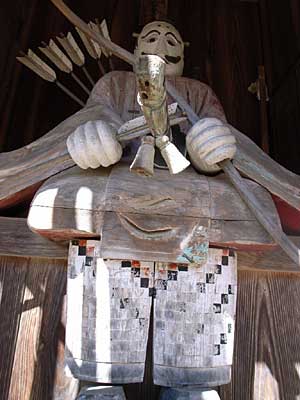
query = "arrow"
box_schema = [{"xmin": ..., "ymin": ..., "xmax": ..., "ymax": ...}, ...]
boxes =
[
  {"xmin": 39, "ymin": 39, "xmax": 91, "ymax": 95},
  {"xmin": 17, "ymin": 49, "xmax": 85, "ymax": 107},
  {"xmin": 57, "ymin": 32, "xmax": 95, "ymax": 86},
  {"xmin": 76, "ymin": 24, "xmax": 106, "ymax": 76}
]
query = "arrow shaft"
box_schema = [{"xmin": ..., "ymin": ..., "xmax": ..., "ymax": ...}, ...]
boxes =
[
  {"xmin": 82, "ymin": 66, "xmax": 95, "ymax": 86},
  {"xmin": 71, "ymin": 72, "xmax": 90, "ymax": 95},
  {"xmin": 56, "ymin": 81, "xmax": 85, "ymax": 107}
]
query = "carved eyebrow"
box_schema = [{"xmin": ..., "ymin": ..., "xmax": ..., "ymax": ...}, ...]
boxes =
[
  {"xmin": 166, "ymin": 32, "xmax": 182, "ymax": 44},
  {"xmin": 141, "ymin": 29, "xmax": 161, "ymax": 39}
]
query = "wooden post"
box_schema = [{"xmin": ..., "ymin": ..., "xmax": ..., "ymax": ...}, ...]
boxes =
[{"xmin": 258, "ymin": 65, "xmax": 270, "ymax": 153}]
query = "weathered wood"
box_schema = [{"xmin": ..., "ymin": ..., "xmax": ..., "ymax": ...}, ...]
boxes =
[
  {"xmin": 221, "ymin": 160, "xmax": 300, "ymax": 266},
  {"xmin": 2, "ymin": 256, "xmax": 78, "ymax": 400},
  {"xmin": 0, "ymin": 217, "xmax": 68, "ymax": 258},
  {"xmin": 28, "ymin": 164, "xmax": 279, "ymax": 221},
  {"xmin": 238, "ymin": 237, "xmax": 300, "ymax": 273},
  {"xmin": 0, "ymin": 216, "xmax": 299, "ymax": 273},
  {"xmin": 0, "ymin": 256, "xmax": 27, "ymax": 399},
  {"xmin": 258, "ymin": 65, "xmax": 270, "ymax": 153},
  {"xmin": 231, "ymin": 125, "xmax": 300, "ymax": 210},
  {"xmin": 99, "ymin": 212, "xmax": 209, "ymax": 262},
  {"xmin": 220, "ymin": 270, "xmax": 300, "ymax": 400},
  {"xmin": 27, "ymin": 164, "xmax": 281, "ymax": 255}
]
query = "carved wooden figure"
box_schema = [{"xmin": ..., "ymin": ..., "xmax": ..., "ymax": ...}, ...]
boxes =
[
  {"xmin": 27, "ymin": 18, "xmax": 286, "ymax": 400},
  {"xmin": 1, "ymin": 3, "xmax": 300, "ymax": 400}
]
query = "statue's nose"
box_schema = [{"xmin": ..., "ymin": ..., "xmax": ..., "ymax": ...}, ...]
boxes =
[{"xmin": 155, "ymin": 36, "xmax": 169, "ymax": 56}]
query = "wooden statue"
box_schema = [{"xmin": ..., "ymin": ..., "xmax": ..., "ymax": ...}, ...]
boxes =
[
  {"xmin": 1, "ymin": 2, "xmax": 300, "ymax": 399},
  {"xmin": 27, "ymin": 19, "xmax": 279, "ymax": 400}
]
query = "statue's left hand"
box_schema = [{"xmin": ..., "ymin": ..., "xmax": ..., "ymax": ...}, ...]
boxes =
[{"xmin": 186, "ymin": 118, "xmax": 236, "ymax": 173}]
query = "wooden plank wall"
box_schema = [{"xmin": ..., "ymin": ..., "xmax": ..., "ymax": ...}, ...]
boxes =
[
  {"xmin": 0, "ymin": 256, "xmax": 78, "ymax": 400},
  {"xmin": 221, "ymin": 270, "xmax": 300, "ymax": 400},
  {"xmin": 1, "ymin": 257, "xmax": 300, "ymax": 400},
  {"xmin": 260, "ymin": 0, "xmax": 300, "ymax": 174}
]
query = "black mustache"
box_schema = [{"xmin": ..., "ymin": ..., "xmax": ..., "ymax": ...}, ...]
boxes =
[
  {"xmin": 164, "ymin": 55, "xmax": 181, "ymax": 64},
  {"xmin": 141, "ymin": 52, "xmax": 181, "ymax": 64}
]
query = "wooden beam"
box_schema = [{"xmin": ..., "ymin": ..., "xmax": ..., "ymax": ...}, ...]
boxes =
[
  {"xmin": 238, "ymin": 236, "xmax": 300, "ymax": 273},
  {"xmin": 0, "ymin": 217, "xmax": 68, "ymax": 259},
  {"xmin": 0, "ymin": 217, "xmax": 299, "ymax": 273}
]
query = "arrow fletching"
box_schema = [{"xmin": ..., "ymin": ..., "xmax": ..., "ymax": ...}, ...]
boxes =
[
  {"xmin": 57, "ymin": 32, "xmax": 85, "ymax": 67},
  {"xmin": 39, "ymin": 39, "xmax": 73, "ymax": 73},
  {"xmin": 76, "ymin": 25, "xmax": 102, "ymax": 59},
  {"xmin": 16, "ymin": 49, "xmax": 57, "ymax": 82},
  {"xmin": 91, "ymin": 19, "xmax": 112, "ymax": 58},
  {"xmin": 99, "ymin": 19, "xmax": 112, "ymax": 56}
]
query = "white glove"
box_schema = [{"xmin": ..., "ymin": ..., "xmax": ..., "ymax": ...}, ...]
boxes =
[
  {"xmin": 186, "ymin": 117, "xmax": 236, "ymax": 173},
  {"xmin": 67, "ymin": 120, "xmax": 122, "ymax": 169}
]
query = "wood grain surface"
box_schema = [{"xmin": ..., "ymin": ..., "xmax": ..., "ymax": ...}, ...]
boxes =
[
  {"xmin": 0, "ymin": 217, "xmax": 68, "ymax": 259},
  {"xmin": 220, "ymin": 270, "xmax": 300, "ymax": 400},
  {"xmin": 0, "ymin": 217, "xmax": 300, "ymax": 272},
  {"xmin": 28, "ymin": 164, "xmax": 282, "ymax": 251},
  {"xmin": 0, "ymin": 256, "xmax": 78, "ymax": 400},
  {"xmin": 0, "ymin": 256, "xmax": 27, "ymax": 399}
]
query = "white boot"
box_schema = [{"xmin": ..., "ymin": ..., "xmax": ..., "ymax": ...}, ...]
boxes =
[
  {"xmin": 77, "ymin": 386, "xmax": 126, "ymax": 399},
  {"xmin": 159, "ymin": 387, "xmax": 221, "ymax": 400}
]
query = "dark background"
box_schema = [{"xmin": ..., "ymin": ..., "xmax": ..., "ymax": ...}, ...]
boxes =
[{"xmin": 0, "ymin": 0, "xmax": 299, "ymax": 173}]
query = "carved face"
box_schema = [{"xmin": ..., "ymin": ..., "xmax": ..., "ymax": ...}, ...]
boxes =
[{"xmin": 136, "ymin": 21, "xmax": 184, "ymax": 76}]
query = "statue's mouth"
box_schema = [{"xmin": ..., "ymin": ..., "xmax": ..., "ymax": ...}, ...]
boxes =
[{"xmin": 141, "ymin": 52, "xmax": 181, "ymax": 64}]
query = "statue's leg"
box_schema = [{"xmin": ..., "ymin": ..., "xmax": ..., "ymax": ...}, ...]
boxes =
[
  {"xmin": 65, "ymin": 240, "xmax": 154, "ymax": 395},
  {"xmin": 153, "ymin": 249, "xmax": 237, "ymax": 399}
]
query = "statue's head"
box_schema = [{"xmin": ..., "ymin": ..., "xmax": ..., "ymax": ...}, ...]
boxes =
[{"xmin": 135, "ymin": 21, "xmax": 184, "ymax": 76}]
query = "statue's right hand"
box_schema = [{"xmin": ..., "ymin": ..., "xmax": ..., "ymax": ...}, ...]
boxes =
[{"xmin": 66, "ymin": 120, "xmax": 123, "ymax": 169}]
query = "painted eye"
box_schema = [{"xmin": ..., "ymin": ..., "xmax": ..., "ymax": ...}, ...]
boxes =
[
  {"xmin": 167, "ymin": 39, "xmax": 175, "ymax": 46},
  {"xmin": 148, "ymin": 37, "xmax": 157, "ymax": 43}
]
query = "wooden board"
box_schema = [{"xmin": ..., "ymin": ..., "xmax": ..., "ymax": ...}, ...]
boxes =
[
  {"xmin": 0, "ymin": 256, "xmax": 78, "ymax": 400},
  {"xmin": 0, "ymin": 256, "xmax": 27, "ymax": 399},
  {"xmin": 0, "ymin": 217, "xmax": 299, "ymax": 272},
  {"xmin": 231, "ymin": 126, "xmax": 300, "ymax": 211},
  {"xmin": 0, "ymin": 217, "xmax": 68, "ymax": 259},
  {"xmin": 238, "ymin": 236, "xmax": 300, "ymax": 273},
  {"xmin": 220, "ymin": 269, "xmax": 300, "ymax": 400}
]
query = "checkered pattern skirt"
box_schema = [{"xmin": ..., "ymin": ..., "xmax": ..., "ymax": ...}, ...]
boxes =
[{"xmin": 65, "ymin": 240, "xmax": 237, "ymax": 387}]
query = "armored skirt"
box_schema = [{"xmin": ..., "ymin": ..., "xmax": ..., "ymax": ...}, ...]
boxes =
[{"xmin": 65, "ymin": 241, "xmax": 237, "ymax": 387}]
